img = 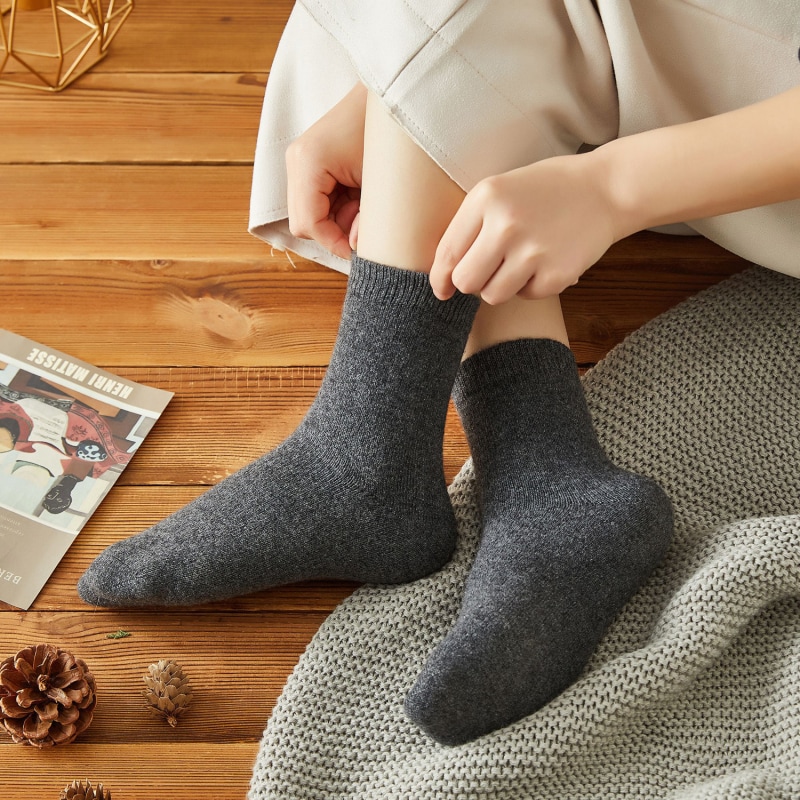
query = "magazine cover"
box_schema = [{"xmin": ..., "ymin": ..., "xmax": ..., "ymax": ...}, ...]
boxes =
[{"xmin": 0, "ymin": 329, "xmax": 173, "ymax": 610}]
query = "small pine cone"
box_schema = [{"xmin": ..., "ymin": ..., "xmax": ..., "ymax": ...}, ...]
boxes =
[
  {"xmin": 60, "ymin": 779, "xmax": 111, "ymax": 800},
  {"xmin": 142, "ymin": 659, "xmax": 193, "ymax": 727},
  {"xmin": 0, "ymin": 644, "xmax": 96, "ymax": 748}
]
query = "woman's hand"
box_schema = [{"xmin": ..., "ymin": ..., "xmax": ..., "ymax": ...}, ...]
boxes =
[
  {"xmin": 430, "ymin": 83, "xmax": 800, "ymax": 304},
  {"xmin": 429, "ymin": 153, "xmax": 618, "ymax": 303},
  {"xmin": 286, "ymin": 83, "xmax": 368, "ymax": 259}
]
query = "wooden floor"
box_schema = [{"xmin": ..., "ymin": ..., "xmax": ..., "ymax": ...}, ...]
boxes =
[{"xmin": 0, "ymin": 1, "xmax": 750, "ymax": 797}]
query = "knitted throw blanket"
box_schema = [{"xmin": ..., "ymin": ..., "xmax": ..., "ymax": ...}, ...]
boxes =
[{"xmin": 249, "ymin": 267, "xmax": 800, "ymax": 799}]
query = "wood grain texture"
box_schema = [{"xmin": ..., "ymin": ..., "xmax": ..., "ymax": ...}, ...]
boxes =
[
  {"xmin": 102, "ymin": 369, "xmax": 471, "ymax": 488},
  {"xmin": 0, "ymin": 258, "xmax": 345, "ymax": 366},
  {"xmin": 0, "ymin": 610, "xmax": 326, "ymax": 743},
  {"xmin": 0, "ymin": 0, "xmax": 288, "ymax": 81},
  {"xmin": 0, "ymin": 165, "xmax": 265, "ymax": 260},
  {"xmin": 103, "ymin": 0, "xmax": 294, "ymax": 73},
  {"xmin": 0, "ymin": 743, "xmax": 263, "ymax": 798},
  {"xmin": 0, "ymin": 73, "xmax": 267, "ymax": 164},
  {"xmin": 0, "ymin": 238, "xmax": 747, "ymax": 366}
]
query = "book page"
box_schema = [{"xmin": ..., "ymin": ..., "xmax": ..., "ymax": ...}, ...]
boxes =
[{"xmin": 0, "ymin": 329, "xmax": 173, "ymax": 609}]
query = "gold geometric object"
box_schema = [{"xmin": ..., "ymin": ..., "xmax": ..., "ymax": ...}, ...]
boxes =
[{"xmin": 0, "ymin": 0, "xmax": 134, "ymax": 92}]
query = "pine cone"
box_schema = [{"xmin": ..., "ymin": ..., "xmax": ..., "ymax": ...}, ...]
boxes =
[
  {"xmin": 0, "ymin": 644, "xmax": 96, "ymax": 748},
  {"xmin": 142, "ymin": 659, "xmax": 193, "ymax": 727},
  {"xmin": 60, "ymin": 779, "xmax": 111, "ymax": 800}
]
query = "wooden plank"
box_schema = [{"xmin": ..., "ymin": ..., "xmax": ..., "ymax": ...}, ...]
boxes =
[
  {"xmin": 0, "ymin": 610, "xmax": 319, "ymax": 796},
  {"xmin": 0, "ymin": 73, "xmax": 267, "ymax": 164},
  {"xmin": 0, "ymin": 610, "xmax": 325, "ymax": 742},
  {"xmin": 1, "ymin": 238, "xmax": 747, "ymax": 366},
  {"xmin": 562, "ymin": 231, "xmax": 749, "ymax": 363},
  {"xmin": 1, "ymin": 258, "xmax": 346, "ymax": 367},
  {"xmin": 0, "ymin": 165, "xmax": 267, "ymax": 260},
  {"xmin": 124, "ymin": 367, "xmax": 334, "ymax": 484},
  {"xmin": 105, "ymin": 0, "xmax": 294, "ymax": 73},
  {"xmin": 0, "ymin": 164, "xmax": 756, "ymax": 275},
  {"xmin": 0, "ymin": 0, "xmax": 293, "ymax": 76},
  {"xmin": 1, "ymin": 743, "xmax": 262, "ymax": 800}
]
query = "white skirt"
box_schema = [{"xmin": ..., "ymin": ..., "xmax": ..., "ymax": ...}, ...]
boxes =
[{"xmin": 249, "ymin": 0, "xmax": 800, "ymax": 278}]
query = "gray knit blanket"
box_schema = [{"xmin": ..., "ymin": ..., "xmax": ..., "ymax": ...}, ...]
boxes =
[{"xmin": 249, "ymin": 267, "xmax": 800, "ymax": 799}]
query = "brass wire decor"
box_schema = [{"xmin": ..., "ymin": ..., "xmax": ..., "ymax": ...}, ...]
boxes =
[{"xmin": 0, "ymin": 0, "xmax": 134, "ymax": 91}]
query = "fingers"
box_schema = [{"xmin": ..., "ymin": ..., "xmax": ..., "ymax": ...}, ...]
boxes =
[
  {"xmin": 286, "ymin": 140, "xmax": 360, "ymax": 261},
  {"xmin": 451, "ymin": 240, "xmax": 568, "ymax": 304},
  {"xmin": 429, "ymin": 172, "xmax": 584, "ymax": 304},
  {"xmin": 330, "ymin": 188, "xmax": 360, "ymax": 233},
  {"xmin": 431, "ymin": 221, "xmax": 571, "ymax": 305},
  {"xmin": 348, "ymin": 211, "xmax": 360, "ymax": 251},
  {"xmin": 478, "ymin": 253, "xmax": 541, "ymax": 305},
  {"xmin": 429, "ymin": 194, "xmax": 484, "ymax": 300},
  {"xmin": 518, "ymin": 270, "xmax": 575, "ymax": 301},
  {"xmin": 430, "ymin": 182, "xmax": 532, "ymax": 304},
  {"xmin": 289, "ymin": 189, "xmax": 351, "ymax": 260}
]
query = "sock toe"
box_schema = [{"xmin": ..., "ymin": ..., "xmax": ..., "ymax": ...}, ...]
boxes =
[
  {"xmin": 77, "ymin": 533, "xmax": 190, "ymax": 607},
  {"xmin": 405, "ymin": 666, "xmax": 474, "ymax": 746},
  {"xmin": 405, "ymin": 637, "xmax": 522, "ymax": 746},
  {"xmin": 77, "ymin": 547, "xmax": 136, "ymax": 607}
]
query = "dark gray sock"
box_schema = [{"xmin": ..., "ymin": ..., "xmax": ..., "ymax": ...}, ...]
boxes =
[
  {"xmin": 78, "ymin": 256, "xmax": 479, "ymax": 606},
  {"xmin": 405, "ymin": 338, "xmax": 673, "ymax": 745}
]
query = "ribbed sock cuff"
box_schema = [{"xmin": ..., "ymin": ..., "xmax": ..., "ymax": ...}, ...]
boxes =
[
  {"xmin": 455, "ymin": 338, "xmax": 578, "ymax": 404},
  {"xmin": 349, "ymin": 255, "xmax": 479, "ymax": 328}
]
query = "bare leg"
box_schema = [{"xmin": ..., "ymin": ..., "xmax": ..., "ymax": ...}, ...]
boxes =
[
  {"xmin": 357, "ymin": 92, "xmax": 569, "ymax": 352},
  {"xmin": 465, "ymin": 295, "xmax": 569, "ymax": 357},
  {"xmin": 357, "ymin": 93, "xmax": 464, "ymax": 272}
]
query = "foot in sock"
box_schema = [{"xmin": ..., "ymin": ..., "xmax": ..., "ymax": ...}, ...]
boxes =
[
  {"xmin": 405, "ymin": 339, "xmax": 673, "ymax": 745},
  {"xmin": 77, "ymin": 257, "xmax": 478, "ymax": 607}
]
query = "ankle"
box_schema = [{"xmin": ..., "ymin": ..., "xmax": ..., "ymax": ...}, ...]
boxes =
[{"xmin": 463, "ymin": 296, "xmax": 568, "ymax": 360}]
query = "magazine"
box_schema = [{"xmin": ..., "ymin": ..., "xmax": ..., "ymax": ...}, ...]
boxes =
[{"xmin": 0, "ymin": 329, "xmax": 173, "ymax": 609}]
